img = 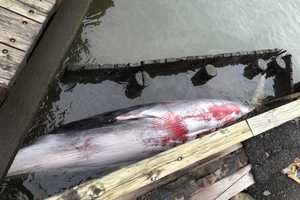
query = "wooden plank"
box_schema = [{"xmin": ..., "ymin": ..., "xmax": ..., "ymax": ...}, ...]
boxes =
[
  {"xmin": 47, "ymin": 99, "xmax": 300, "ymax": 200},
  {"xmin": 0, "ymin": 0, "xmax": 51, "ymax": 23},
  {"xmin": 0, "ymin": 0, "xmax": 93, "ymax": 180},
  {"xmin": 46, "ymin": 121, "xmax": 253, "ymax": 200},
  {"xmin": 190, "ymin": 165, "xmax": 254, "ymax": 200},
  {"xmin": 137, "ymin": 144, "xmax": 243, "ymax": 200},
  {"xmin": 247, "ymin": 99, "xmax": 300, "ymax": 135},
  {"xmin": 67, "ymin": 48, "xmax": 282, "ymax": 71},
  {"xmin": 0, "ymin": 0, "xmax": 56, "ymax": 90},
  {"xmin": 139, "ymin": 145, "xmax": 247, "ymax": 200},
  {"xmin": 0, "ymin": 6, "xmax": 41, "ymax": 51},
  {"xmin": 0, "ymin": 43, "xmax": 25, "ymax": 87},
  {"xmin": 18, "ymin": 0, "xmax": 56, "ymax": 14}
]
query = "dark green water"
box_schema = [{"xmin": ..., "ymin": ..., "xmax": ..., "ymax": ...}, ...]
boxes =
[{"xmin": 0, "ymin": 0, "xmax": 299, "ymax": 199}]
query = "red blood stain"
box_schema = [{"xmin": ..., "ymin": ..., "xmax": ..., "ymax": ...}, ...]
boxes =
[
  {"xmin": 208, "ymin": 104, "xmax": 241, "ymax": 120},
  {"xmin": 152, "ymin": 112, "xmax": 188, "ymax": 145},
  {"xmin": 76, "ymin": 137, "xmax": 93, "ymax": 151},
  {"xmin": 223, "ymin": 116, "xmax": 235, "ymax": 126}
]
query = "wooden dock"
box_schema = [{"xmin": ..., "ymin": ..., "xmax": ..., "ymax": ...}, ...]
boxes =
[
  {"xmin": 47, "ymin": 98, "xmax": 300, "ymax": 200},
  {"xmin": 0, "ymin": 0, "xmax": 59, "ymax": 104},
  {"xmin": 0, "ymin": 0, "xmax": 93, "ymax": 179}
]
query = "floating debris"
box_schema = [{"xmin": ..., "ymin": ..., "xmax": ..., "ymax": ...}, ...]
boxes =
[
  {"xmin": 262, "ymin": 190, "xmax": 272, "ymax": 196},
  {"xmin": 282, "ymin": 158, "xmax": 300, "ymax": 184}
]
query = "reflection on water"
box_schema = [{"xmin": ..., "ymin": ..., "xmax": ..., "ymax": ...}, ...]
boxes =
[
  {"xmin": 1, "ymin": 0, "xmax": 299, "ymax": 199},
  {"xmin": 68, "ymin": 0, "xmax": 300, "ymax": 81},
  {"xmin": 0, "ymin": 51, "xmax": 293, "ymax": 199}
]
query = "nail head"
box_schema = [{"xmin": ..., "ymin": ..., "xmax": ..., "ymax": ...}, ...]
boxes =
[{"xmin": 2, "ymin": 49, "xmax": 8, "ymax": 54}]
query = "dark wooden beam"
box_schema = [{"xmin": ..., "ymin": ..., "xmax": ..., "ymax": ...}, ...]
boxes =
[{"xmin": 0, "ymin": 0, "xmax": 93, "ymax": 179}]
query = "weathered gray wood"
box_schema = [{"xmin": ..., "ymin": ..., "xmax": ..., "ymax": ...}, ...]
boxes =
[
  {"xmin": 247, "ymin": 99, "xmax": 300, "ymax": 136},
  {"xmin": 0, "ymin": 6, "xmax": 41, "ymax": 51},
  {"xmin": 0, "ymin": 0, "xmax": 93, "ymax": 180},
  {"xmin": 191, "ymin": 165, "xmax": 254, "ymax": 200},
  {"xmin": 0, "ymin": 0, "xmax": 57, "ymax": 88},
  {"xmin": 0, "ymin": 43, "xmax": 25, "ymax": 87},
  {"xmin": 18, "ymin": 0, "xmax": 56, "ymax": 14},
  {"xmin": 139, "ymin": 144, "xmax": 246, "ymax": 200},
  {"xmin": 0, "ymin": 0, "xmax": 50, "ymax": 23}
]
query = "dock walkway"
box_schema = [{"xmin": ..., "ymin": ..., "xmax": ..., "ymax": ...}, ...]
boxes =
[{"xmin": 0, "ymin": 0, "xmax": 59, "ymax": 103}]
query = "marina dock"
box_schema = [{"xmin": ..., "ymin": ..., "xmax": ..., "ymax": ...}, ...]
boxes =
[
  {"xmin": 0, "ymin": 0, "xmax": 59, "ymax": 104},
  {"xmin": 0, "ymin": 0, "xmax": 93, "ymax": 179}
]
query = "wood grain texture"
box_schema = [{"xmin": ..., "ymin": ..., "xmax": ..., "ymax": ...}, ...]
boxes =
[
  {"xmin": 137, "ymin": 144, "xmax": 244, "ymax": 200},
  {"xmin": 0, "ymin": 0, "xmax": 51, "ymax": 23},
  {"xmin": 247, "ymin": 99, "xmax": 300, "ymax": 135},
  {"xmin": 191, "ymin": 165, "xmax": 254, "ymax": 200},
  {"xmin": 18, "ymin": 0, "xmax": 56, "ymax": 14},
  {"xmin": 0, "ymin": 6, "xmax": 41, "ymax": 51},
  {"xmin": 139, "ymin": 145, "xmax": 247, "ymax": 200},
  {"xmin": 0, "ymin": 43, "xmax": 25, "ymax": 87},
  {"xmin": 0, "ymin": 0, "xmax": 57, "ymax": 88},
  {"xmin": 46, "ymin": 122, "xmax": 253, "ymax": 200}
]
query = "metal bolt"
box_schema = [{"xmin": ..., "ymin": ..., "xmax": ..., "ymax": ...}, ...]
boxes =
[
  {"xmin": 177, "ymin": 156, "xmax": 183, "ymax": 161},
  {"xmin": 2, "ymin": 49, "xmax": 8, "ymax": 54}
]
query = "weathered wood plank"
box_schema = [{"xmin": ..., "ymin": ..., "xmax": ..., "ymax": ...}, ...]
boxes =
[
  {"xmin": 0, "ymin": 0, "xmax": 57, "ymax": 89},
  {"xmin": 247, "ymin": 99, "xmax": 300, "ymax": 136},
  {"xmin": 137, "ymin": 144, "xmax": 243, "ymax": 200},
  {"xmin": 139, "ymin": 145, "xmax": 247, "ymax": 200},
  {"xmin": 67, "ymin": 48, "xmax": 283, "ymax": 71},
  {"xmin": 47, "ymin": 98, "xmax": 300, "ymax": 200},
  {"xmin": 0, "ymin": 43, "xmax": 25, "ymax": 87},
  {"xmin": 0, "ymin": 0, "xmax": 50, "ymax": 23},
  {"xmin": 47, "ymin": 122, "xmax": 253, "ymax": 200},
  {"xmin": 18, "ymin": 0, "xmax": 56, "ymax": 14},
  {"xmin": 0, "ymin": 0, "xmax": 93, "ymax": 180},
  {"xmin": 190, "ymin": 165, "xmax": 254, "ymax": 200},
  {"xmin": 0, "ymin": 6, "xmax": 41, "ymax": 51}
]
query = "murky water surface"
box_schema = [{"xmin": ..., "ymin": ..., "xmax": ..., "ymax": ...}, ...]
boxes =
[{"xmin": 1, "ymin": 0, "xmax": 300, "ymax": 199}]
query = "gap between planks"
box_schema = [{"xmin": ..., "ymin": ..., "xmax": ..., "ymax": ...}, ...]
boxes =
[{"xmin": 46, "ymin": 99, "xmax": 300, "ymax": 200}]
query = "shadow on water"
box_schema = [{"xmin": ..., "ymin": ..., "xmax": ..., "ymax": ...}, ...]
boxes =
[
  {"xmin": 66, "ymin": 0, "xmax": 114, "ymax": 65},
  {"xmin": 0, "ymin": 50, "xmax": 293, "ymax": 199},
  {"xmin": 0, "ymin": 0, "xmax": 297, "ymax": 198}
]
